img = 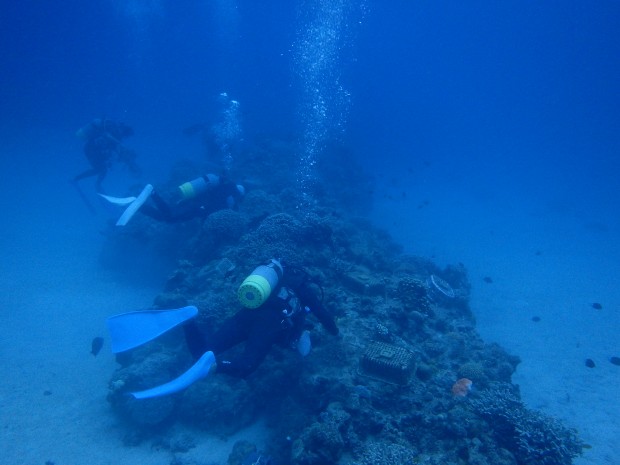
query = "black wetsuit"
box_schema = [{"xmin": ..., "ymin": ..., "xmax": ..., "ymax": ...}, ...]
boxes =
[
  {"xmin": 73, "ymin": 119, "xmax": 137, "ymax": 191},
  {"xmin": 140, "ymin": 176, "xmax": 242, "ymax": 223},
  {"xmin": 184, "ymin": 267, "xmax": 339, "ymax": 378}
]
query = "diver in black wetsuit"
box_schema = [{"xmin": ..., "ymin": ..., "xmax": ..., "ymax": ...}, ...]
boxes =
[
  {"xmin": 106, "ymin": 259, "xmax": 339, "ymax": 398},
  {"xmin": 184, "ymin": 260, "xmax": 339, "ymax": 378},
  {"xmin": 142, "ymin": 174, "xmax": 245, "ymax": 223},
  {"xmin": 73, "ymin": 118, "xmax": 139, "ymax": 192},
  {"xmin": 101, "ymin": 173, "xmax": 245, "ymax": 226}
]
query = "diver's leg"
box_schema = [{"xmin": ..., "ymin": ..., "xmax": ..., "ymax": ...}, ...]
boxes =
[
  {"xmin": 142, "ymin": 191, "xmax": 175, "ymax": 222},
  {"xmin": 184, "ymin": 308, "xmax": 253, "ymax": 359},
  {"xmin": 216, "ymin": 332, "xmax": 273, "ymax": 378},
  {"xmin": 148, "ymin": 192, "xmax": 200, "ymax": 223},
  {"xmin": 184, "ymin": 320, "xmax": 210, "ymax": 359},
  {"xmin": 165, "ymin": 203, "xmax": 200, "ymax": 222},
  {"xmin": 215, "ymin": 308, "xmax": 287, "ymax": 378},
  {"xmin": 139, "ymin": 204, "xmax": 168, "ymax": 222}
]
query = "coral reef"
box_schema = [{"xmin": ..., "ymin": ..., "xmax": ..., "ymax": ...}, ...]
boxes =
[
  {"xmin": 353, "ymin": 442, "xmax": 417, "ymax": 465},
  {"xmin": 178, "ymin": 377, "xmax": 258, "ymax": 436},
  {"xmin": 203, "ymin": 209, "xmax": 248, "ymax": 244},
  {"xmin": 102, "ymin": 137, "xmax": 583, "ymax": 465},
  {"xmin": 470, "ymin": 383, "xmax": 583, "ymax": 465},
  {"xmin": 301, "ymin": 402, "xmax": 352, "ymax": 463}
]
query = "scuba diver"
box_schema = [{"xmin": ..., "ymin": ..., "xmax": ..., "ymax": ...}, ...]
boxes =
[
  {"xmin": 99, "ymin": 173, "xmax": 245, "ymax": 226},
  {"xmin": 73, "ymin": 118, "xmax": 140, "ymax": 192},
  {"xmin": 107, "ymin": 259, "xmax": 339, "ymax": 399}
]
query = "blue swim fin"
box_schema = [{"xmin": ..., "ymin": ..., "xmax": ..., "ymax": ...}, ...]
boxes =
[
  {"xmin": 107, "ymin": 306, "xmax": 198, "ymax": 354},
  {"xmin": 116, "ymin": 183, "xmax": 153, "ymax": 226},
  {"xmin": 131, "ymin": 351, "xmax": 216, "ymax": 399}
]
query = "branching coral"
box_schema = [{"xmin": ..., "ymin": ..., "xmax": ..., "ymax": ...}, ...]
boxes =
[
  {"xmin": 352, "ymin": 442, "xmax": 417, "ymax": 465},
  {"xmin": 470, "ymin": 383, "xmax": 583, "ymax": 465}
]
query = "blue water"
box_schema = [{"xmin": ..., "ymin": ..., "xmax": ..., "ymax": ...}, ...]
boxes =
[{"xmin": 1, "ymin": 1, "xmax": 619, "ymax": 464}]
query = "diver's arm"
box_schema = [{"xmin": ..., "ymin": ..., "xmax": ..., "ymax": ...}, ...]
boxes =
[{"xmin": 296, "ymin": 282, "xmax": 339, "ymax": 336}]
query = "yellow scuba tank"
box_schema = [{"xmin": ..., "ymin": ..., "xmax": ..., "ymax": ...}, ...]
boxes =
[
  {"xmin": 178, "ymin": 174, "xmax": 220, "ymax": 200},
  {"xmin": 238, "ymin": 259, "xmax": 283, "ymax": 308}
]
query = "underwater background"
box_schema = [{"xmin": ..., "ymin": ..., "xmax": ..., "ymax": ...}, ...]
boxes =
[{"xmin": 1, "ymin": 1, "xmax": 619, "ymax": 464}]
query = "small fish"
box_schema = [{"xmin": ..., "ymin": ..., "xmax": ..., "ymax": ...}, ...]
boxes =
[
  {"xmin": 483, "ymin": 277, "xmax": 493, "ymax": 284},
  {"xmin": 592, "ymin": 302, "xmax": 603, "ymax": 310},
  {"xmin": 91, "ymin": 337, "xmax": 104, "ymax": 356},
  {"xmin": 531, "ymin": 316, "xmax": 541, "ymax": 323},
  {"xmin": 610, "ymin": 356, "xmax": 620, "ymax": 366},
  {"xmin": 585, "ymin": 358, "xmax": 596, "ymax": 368}
]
